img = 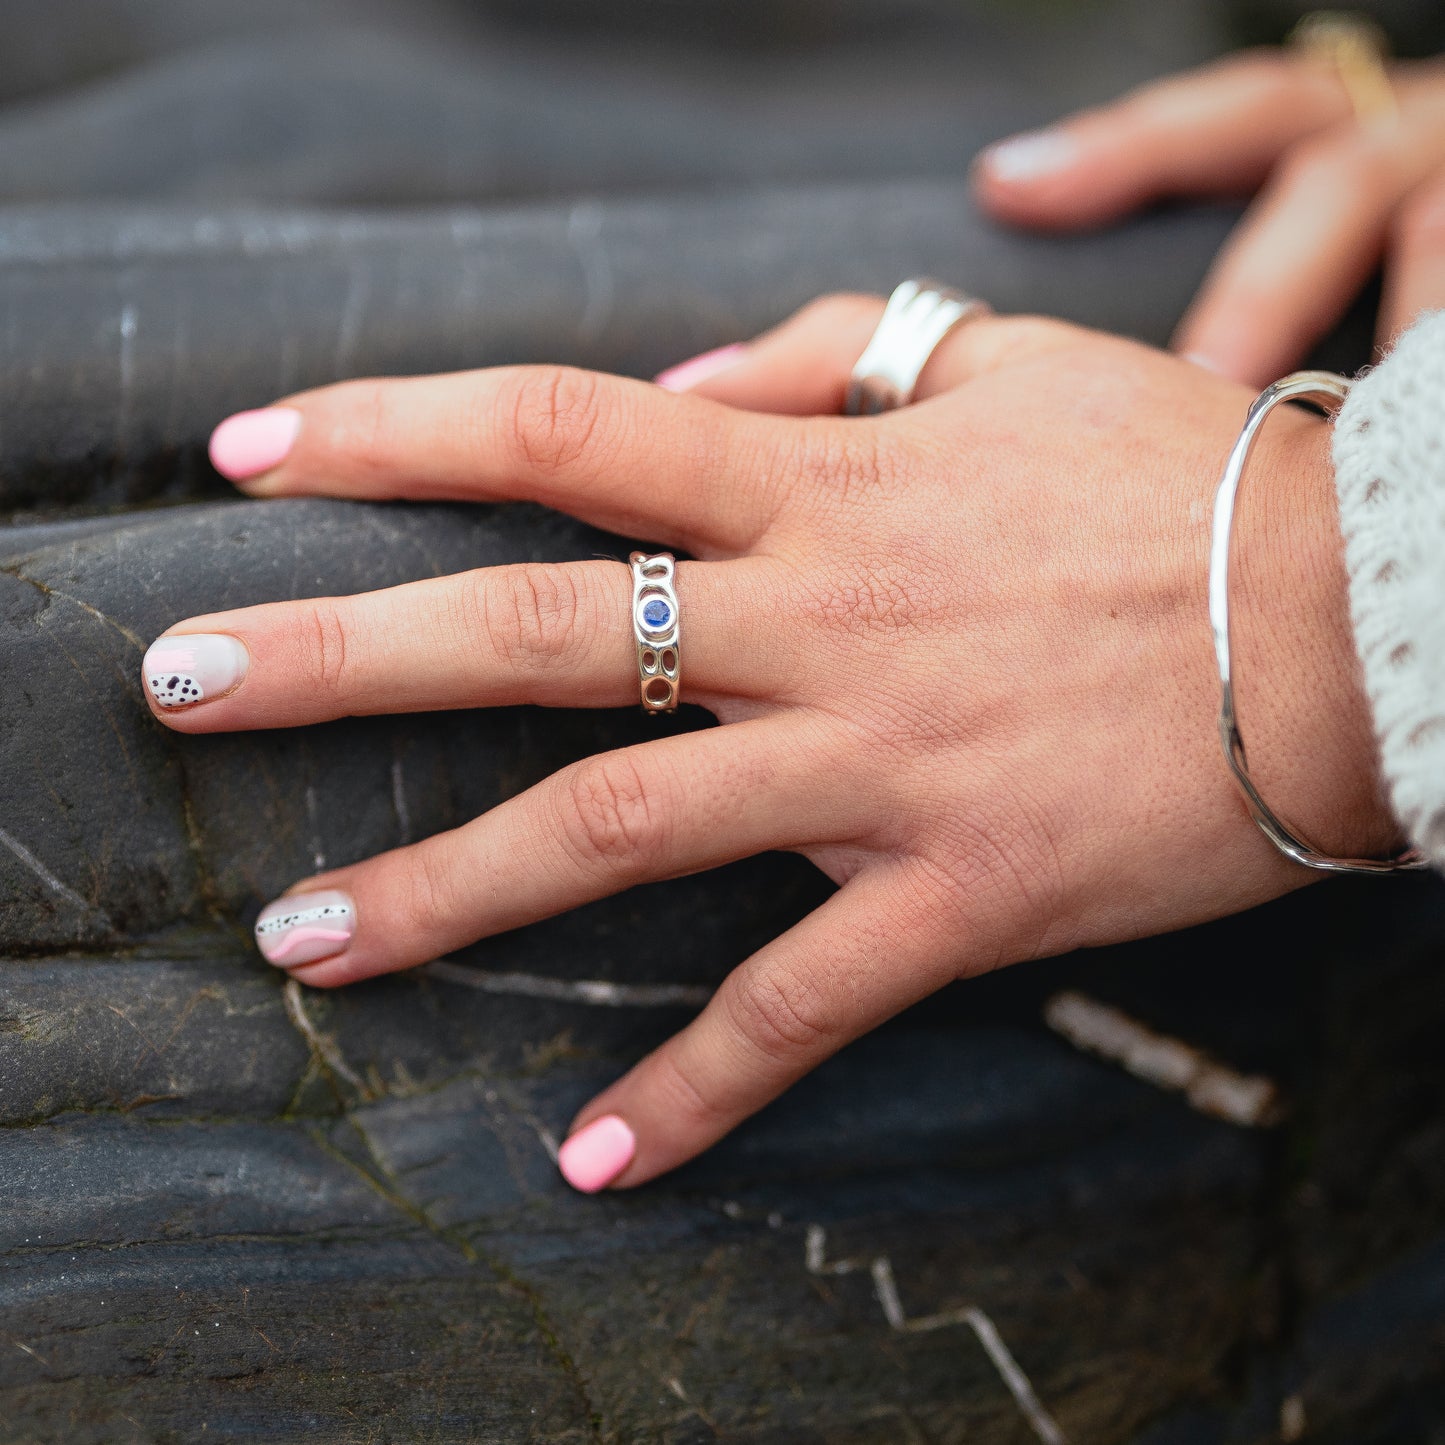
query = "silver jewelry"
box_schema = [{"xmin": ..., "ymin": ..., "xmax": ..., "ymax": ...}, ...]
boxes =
[
  {"xmin": 630, "ymin": 551, "xmax": 681, "ymax": 714},
  {"xmin": 1208, "ymin": 370, "xmax": 1424, "ymax": 873},
  {"xmin": 845, "ymin": 278, "xmax": 991, "ymax": 416}
]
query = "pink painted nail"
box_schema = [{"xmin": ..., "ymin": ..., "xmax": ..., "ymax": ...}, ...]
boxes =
[
  {"xmin": 655, "ymin": 343, "xmax": 747, "ymax": 393},
  {"xmin": 209, "ymin": 406, "xmax": 302, "ymax": 481},
  {"xmin": 557, "ymin": 1115, "xmax": 636, "ymax": 1193},
  {"xmin": 254, "ymin": 889, "xmax": 357, "ymax": 968},
  {"xmin": 143, "ymin": 633, "xmax": 249, "ymax": 708},
  {"xmin": 982, "ymin": 129, "xmax": 1078, "ymax": 183},
  {"xmin": 1181, "ymin": 351, "xmax": 1227, "ymax": 376}
]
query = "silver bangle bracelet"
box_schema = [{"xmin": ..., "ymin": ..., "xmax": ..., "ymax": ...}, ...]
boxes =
[{"xmin": 1208, "ymin": 369, "xmax": 1426, "ymax": 875}]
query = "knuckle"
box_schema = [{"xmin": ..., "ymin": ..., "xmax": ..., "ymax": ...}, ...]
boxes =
[
  {"xmin": 483, "ymin": 564, "xmax": 586, "ymax": 671},
  {"xmin": 798, "ymin": 417, "xmax": 887, "ymax": 502},
  {"xmin": 397, "ymin": 843, "xmax": 464, "ymax": 940},
  {"xmin": 790, "ymin": 535, "xmax": 942, "ymax": 638},
  {"xmin": 724, "ymin": 966, "xmax": 836, "ymax": 1060},
  {"xmin": 305, "ymin": 600, "xmax": 352, "ymax": 699},
  {"xmin": 797, "ymin": 564, "xmax": 923, "ymax": 636},
  {"xmin": 648, "ymin": 1048, "xmax": 732, "ymax": 1134},
  {"xmin": 333, "ymin": 378, "xmax": 401, "ymax": 474},
  {"xmin": 558, "ymin": 752, "xmax": 666, "ymax": 872},
  {"xmin": 501, "ymin": 365, "xmax": 612, "ymax": 478}
]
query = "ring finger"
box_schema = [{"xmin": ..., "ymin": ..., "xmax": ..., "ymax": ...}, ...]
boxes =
[{"xmin": 143, "ymin": 556, "xmax": 790, "ymax": 730}]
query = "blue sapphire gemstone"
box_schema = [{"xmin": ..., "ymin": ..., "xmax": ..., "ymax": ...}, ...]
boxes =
[{"xmin": 642, "ymin": 598, "xmax": 672, "ymax": 630}]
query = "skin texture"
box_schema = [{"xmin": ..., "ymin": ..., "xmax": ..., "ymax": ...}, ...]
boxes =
[
  {"xmin": 973, "ymin": 48, "xmax": 1445, "ymax": 384},
  {"xmin": 148, "ymin": 298, "xmax": 1401, "ymax": 1190}
]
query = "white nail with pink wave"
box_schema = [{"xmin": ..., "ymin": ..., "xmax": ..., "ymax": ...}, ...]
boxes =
[
  {"xmin": 254, "ymin": 889, "xmax": 357, "ymax": 968},
  {"xmin": 142, "ymin": 633, "xmax": 249, "ymax": 708}
]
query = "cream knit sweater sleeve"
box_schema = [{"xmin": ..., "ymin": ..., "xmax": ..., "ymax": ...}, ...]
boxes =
[{"xmin": 1332, "ymin": 310, "xmax": 1445, "ymax": 869}]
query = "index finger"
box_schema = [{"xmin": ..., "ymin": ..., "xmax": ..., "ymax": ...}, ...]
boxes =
[
  {"xmin": 209, "ymin": 365, "xmax": 795, "ymax": 556},
  {"xmin": 974, "ymin": 51, "xmax": 1349, "ymax": 229}
]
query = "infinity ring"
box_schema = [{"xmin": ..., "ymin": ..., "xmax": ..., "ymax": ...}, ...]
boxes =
[
  {"xmin": 845, "ymin": 278, "xmax": 992, "ymax": 416},
  {"xmin": 630, "ymin": 551, "xmax": 682, "ymax": 714}
]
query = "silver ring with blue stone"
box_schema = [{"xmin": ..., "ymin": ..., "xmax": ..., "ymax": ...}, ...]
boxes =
[{"xmin": 629, "ymin": 551, "xmax": 681, "ymax": 714}]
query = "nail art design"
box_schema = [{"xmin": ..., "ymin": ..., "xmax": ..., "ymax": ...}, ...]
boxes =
[
  {"xmin": 143, "ymin": 634, "xmax": 249, "ymax": 709},
  {"xmin": 557, "ymin": 1114, "xmax": 636, "ymax": 1193},
  {"xmin": 150, "ymin": 671, "xmax": 203, "ymax": 706},
  {"xmin": 254, "ymin": 889, "xmax": 357, "ymax": 967}
]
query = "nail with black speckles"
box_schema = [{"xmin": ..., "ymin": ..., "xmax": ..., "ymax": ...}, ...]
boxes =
[{"xmin": 142, "ymin": 634, "xmax": 248, "ymax": 708}]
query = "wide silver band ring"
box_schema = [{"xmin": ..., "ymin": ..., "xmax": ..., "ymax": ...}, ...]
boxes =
[
  {"xmin": 630, "ymin": 551, "xmax": 681, "ymax": 714},
  {"xmin": 845, "ymin": 278, "xmax": 992, "ymax": 416}
]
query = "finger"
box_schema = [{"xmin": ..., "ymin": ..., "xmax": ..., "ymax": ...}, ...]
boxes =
[
  {"xmin": 143, "ymin": 557, "xmax": 783, "ymax": 729},
  {"xmin": 555, "ymin": 866, "xmax": 959, "ymax": 1190},
  {"xmin": 657, "ymin": 295, "xmax": 1080, "ymax": 417},
  {"xmin": 973, "ymin": 51, "xmax": 1349, "ymax": 230},
  {"xmin": 664, "ymin": 299, "xmax": 1089, "ymax": 421},
  {"xmin": 1381, "ymin": 166, "xmax": 1445, "ymax": 344},
  {"xmin": 1174, "ymin": 129, "xmax": 1421, "ymax": 385},
  {"xmin": 656, "ymin": 294, "xmax": 885, "ymax": 414},
  {"xmin": 210, "ymin": 366, "xmax": 793, "ymax": 555},
  {"xmin": 263, "ymin": 716, "xmax": 857, "ymax": 987}
]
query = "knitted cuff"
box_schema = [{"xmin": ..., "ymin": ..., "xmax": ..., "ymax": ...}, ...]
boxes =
[{"xmin": 1332, "ymin": 311, "xmax": 1445, "ymax": 870}]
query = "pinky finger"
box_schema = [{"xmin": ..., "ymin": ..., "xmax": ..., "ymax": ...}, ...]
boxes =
[
  {"xmin": 1380, "ymin": 168, "xmax": 1445, "ymax": 346},
  {"xmin": 556, "ymin": 866, "xmax": 961, "ymax": 1191}
]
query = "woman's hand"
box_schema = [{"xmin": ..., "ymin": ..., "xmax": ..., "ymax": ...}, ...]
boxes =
[
  {"xmin": 973, "ymin": 47, "xmax": 1445, "ymax": 385},
  {"xmin": 149, "ymin": 298, "xmax": 1396, "ymax": 1190}
]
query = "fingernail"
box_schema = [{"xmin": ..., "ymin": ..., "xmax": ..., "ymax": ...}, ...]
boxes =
[
  {"xmin": 209, "ymin": 406, "xmax": 302, "ymax": 482},
  {"xmin": 982, "ymin": 129, "xmax": 1078, "ymax": 183},
  {"xmin": 143, "ymin": 633, "xmax": 249, "ymax": 708},
  {"xmin": 254, "ymin": 889, "xmax": 357, "ymax": 968},
  {"xmin": 1182, "ymin": 351, "xmax": 1227, "ymax": 376},
  {"xmin": 655, "ymin": 343, "xmax": 747, "ymax": 393},
  {"xmin": 557, "ymin": 1114, "xmax": 636, "ymax": 1193}
]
